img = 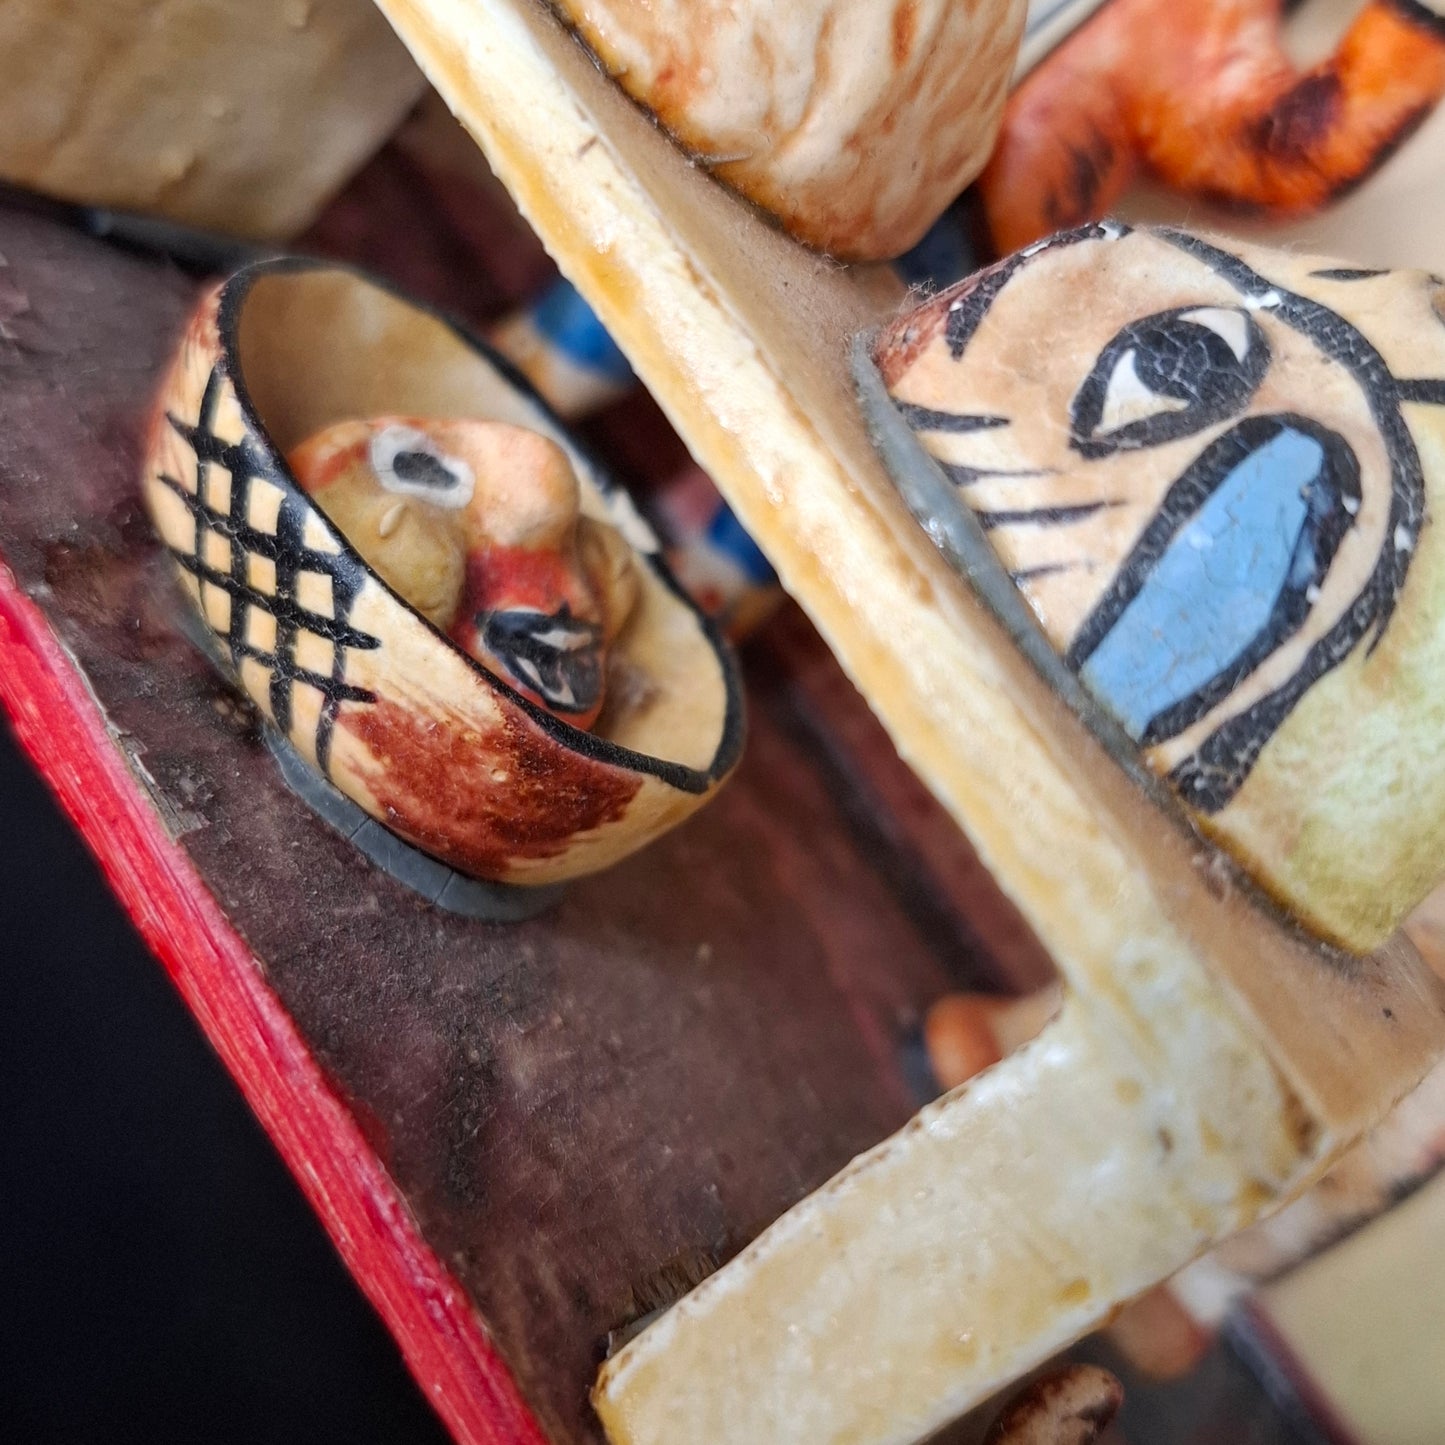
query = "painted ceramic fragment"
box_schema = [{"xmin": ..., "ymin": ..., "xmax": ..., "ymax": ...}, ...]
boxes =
[
  {"xmin": 143, "ymin": 260, "xmax": 743, "ymax": 886},
  {"xmin": 981, "ymin": 0, "xmax": 1445, "ymax": 254},
  {"xmin": 550, "ymin": 0, "xmax": 1027, "ymax": 260},
  {"xmin": 876, "ymin": 223, "xmax": 1445, "ymax": 951}
]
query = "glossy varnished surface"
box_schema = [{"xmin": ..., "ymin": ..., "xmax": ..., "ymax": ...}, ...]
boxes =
[{"xmin": 0, "ymin": 205, "xmax": 1001, "ymax": 1443}]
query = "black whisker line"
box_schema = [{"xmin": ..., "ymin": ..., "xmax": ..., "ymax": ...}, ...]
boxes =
[
  {"xmin": 1009, "ymin": 562, "xmax": 1085, "ymax": 582},
  {"xmin": 975, "ymin": 500, "xmax": 1122, "ymax": 530},
  {"xmin": 1308, "ymin": 267, "xmax": 1389, "ymax": 282},
  {"xmin": 1395, "ymin": 377, "xmax": 1445, "ymax": 406},
  {"xmin": 942, "ymin": 462, "xmax": 1053, "ymax": 488},
  {"xmin": 894, "ymin": 401, "xmax": 1010, "ymax": 434}
]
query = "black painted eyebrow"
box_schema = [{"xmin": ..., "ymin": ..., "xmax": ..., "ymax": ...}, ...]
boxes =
[
  {"xmin": 893, "ymin": 401, "xmax": 1010, "ymax": 433},
  {"xmin": 944, "ymin": 220, "xmax": 1132, "ymax": 359}
]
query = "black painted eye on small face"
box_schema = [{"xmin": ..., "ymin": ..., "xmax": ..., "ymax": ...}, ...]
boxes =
[
  {"xmin": 1070, "ymin": 306, "xmax": 1269, "ymax": 458},
  {"xmin": 369, "ymin": 424, "xmax": 475, "ymax": 509}
]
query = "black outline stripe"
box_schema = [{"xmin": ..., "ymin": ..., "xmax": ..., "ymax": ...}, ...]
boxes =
[
  {"xmin": 1308, "ymin": 267, "xmax": 1390, "ymax": 282},
  {"xmin": 1009, "ymin": 562, "xmax": 1085, "ymax": 583},
  {"xmin": 976, "ymin": 499, "xmax": 1123, "ymax": 530},
  {"xmin": 940, "ymin": 462, "xmax": 1054, "ymax": 488},
  {"xmin": 891, "ymin": 401, "xmax": 1009, "ymax": 434},
  {"xmin": 1397, "ymin": 377, "xmax": 1445, "ymax": 406},
  {"xmin": 1388, "ymin": 0, "xmax": 1445, "ymax": 41}
]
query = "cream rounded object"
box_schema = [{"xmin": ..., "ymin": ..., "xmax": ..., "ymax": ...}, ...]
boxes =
[{"xmin": 550, "ymin": 0, "xmax": 1027, "ymax": 260}]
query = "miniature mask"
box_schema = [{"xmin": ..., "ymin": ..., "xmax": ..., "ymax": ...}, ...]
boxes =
[
  {"xmin": 289, "ymin": 417, "xmax": 639, "ymax": 731},
  {"xmin": 877, "ymin": 223, "xmax": 1445, "ymax": 951}
]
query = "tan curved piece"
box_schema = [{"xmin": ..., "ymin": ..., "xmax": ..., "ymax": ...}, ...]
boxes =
[
  {"xmin": 0, "ymin": 0, "xmax": 425, "ymax": 239},
  {"xmin": 371, "ymin": 0, "xmax": 1445, "ymax": 1439}
]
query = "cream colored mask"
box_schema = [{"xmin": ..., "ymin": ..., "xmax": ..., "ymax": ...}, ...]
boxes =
[{"xmin": 877, "ymin": 224, "xmax": 1445, "ymax": 952}]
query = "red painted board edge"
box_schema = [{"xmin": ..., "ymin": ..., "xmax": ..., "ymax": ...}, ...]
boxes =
[{"xmin": 0, "ymin": 558, "xmax": 553, "ymax": 1445}]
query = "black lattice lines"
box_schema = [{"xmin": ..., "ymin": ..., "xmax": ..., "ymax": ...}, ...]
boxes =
[{"xmin": 156, "ymin": 366, "xmax": 379, "ymax": 774}]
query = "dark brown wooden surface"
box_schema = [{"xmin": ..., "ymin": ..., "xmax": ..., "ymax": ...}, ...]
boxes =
[{"xmin": 0, "ymin": 204, "xmax": 1022, "ymax": 1444}]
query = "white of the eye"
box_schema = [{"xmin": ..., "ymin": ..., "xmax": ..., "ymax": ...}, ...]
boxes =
[
  {"xmin": 533, "ymin": 626, "xmax": 593, "ymax": 652},
  {"xmin": 1096, "ymin": 347, "xmax": 1189, "ymax": 435},
  {"xmin": 1179, "ymin": 306, "xmax": 1251, "ymax": 362},
  {"xmin": 368, "ymin": 424, "xmax": 476, "ymax": 509}
]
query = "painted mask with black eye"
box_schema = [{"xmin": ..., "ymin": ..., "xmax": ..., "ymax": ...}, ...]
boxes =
[
  {"xmin": 1071, "ymin": 306, "xmax": 1269, "ymax": 457},
  {"xmin": 877, "ymin": 222, "xmax": 1435, "ymax": 854}
]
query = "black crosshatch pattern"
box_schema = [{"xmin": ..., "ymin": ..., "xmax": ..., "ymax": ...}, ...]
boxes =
[{"xmin": 155, "ymin": 365, "xmax": 379, "ymax": 774}]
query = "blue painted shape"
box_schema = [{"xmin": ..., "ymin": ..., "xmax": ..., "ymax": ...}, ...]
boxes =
[
  {"xmin": 530, "ymin": 278, "xmax": 635, "ymax": 383},
  {"xmin": 705, "ymin": 502, "xmax": 777, "ymax": 584},
  {"xmin": 1079, "ymin": 426, "xmax": 1326, "ymax": 739}
]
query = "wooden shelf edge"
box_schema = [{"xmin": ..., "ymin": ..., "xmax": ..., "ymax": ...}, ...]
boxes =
[{"xmin": 0, "ymin": 559, "xmax": 551, "ymax": 1445}]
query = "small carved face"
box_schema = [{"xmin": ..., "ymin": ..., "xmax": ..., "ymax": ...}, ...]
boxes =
[
  {"xmin": 290, "ymin": 418, "xmax": 638, "ymax": 729},
  {"xmin": 882, "ymin": 224, "xmax": 1435, "ymax": 813}
]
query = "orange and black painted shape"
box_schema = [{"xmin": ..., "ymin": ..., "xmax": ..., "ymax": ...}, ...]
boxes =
[
  {"xmin": 143, "ymin": 259, "xmax": 744, "ymax": 888},
  {"xmin": 982, "ymin": 0, "xmax": 1445, "ymax": 255}
]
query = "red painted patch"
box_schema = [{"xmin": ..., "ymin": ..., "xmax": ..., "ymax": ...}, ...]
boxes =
[
  {"xmin": 343, "ymin": 696, "xmax": 642, "ymax": 877},
  {"xmin": 293, "ymin": 435, "xmax": 369, "ymax": 494},
  {"xmin": 873, "ymin": 285, "xmax": 953, "ymax": 387},
  {"xmin": 457, "ymin": 543, "xmax": 594, "ymax": 622}
]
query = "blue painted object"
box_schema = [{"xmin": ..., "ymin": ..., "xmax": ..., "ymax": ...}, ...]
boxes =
[
  {"xmin": 532, "ymin": 278, "xmax": 778, "ymax": 600},
  {"xmin": 530, "ymin": 278, "xmax": 636, "ymax": 385},
  {"xmin": 705, "ymin": 501, "xmax": 778, "ymax": 584},
  {"xmin": 1079, "ymin": 426, "xmax": 1327, "ymax": 739},
  {"xmin": 893, "ymin": 208, "xmax": 975, "ymax": 291}
]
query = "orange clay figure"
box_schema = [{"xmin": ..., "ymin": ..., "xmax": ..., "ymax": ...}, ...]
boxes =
[
  {"xmin": 922, "ymin": 986, "xmax": 1062, "ymax": 1092},
  {"xmin": 981, "ymin": 0, "xmax": 1445, "ymax": 255},
  {"xmin": 288, "ymin": 417, "xmax": 639, "ymax": 731}
]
